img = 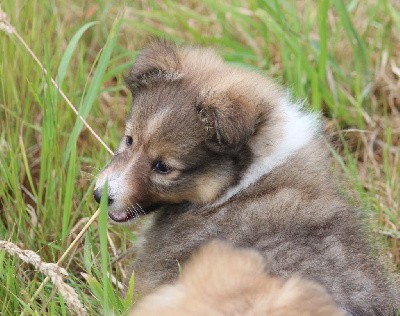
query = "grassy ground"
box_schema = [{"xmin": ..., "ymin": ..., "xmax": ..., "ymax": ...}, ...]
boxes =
[{"xmin": 0, "ymin": 0, "xmax": 399, "ymax": 314}]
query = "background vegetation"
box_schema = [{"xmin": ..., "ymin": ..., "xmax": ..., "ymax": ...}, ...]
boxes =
[{"xmin": 0, "ymin": 0, "xmax": 399, "ymax": 314}]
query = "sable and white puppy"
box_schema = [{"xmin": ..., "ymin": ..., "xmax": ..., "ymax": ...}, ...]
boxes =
[
  {"xmin": 94, "ymin": 41, "xmax": 399, "ymax": 315},
  {"xmin": 131, "ymin": 240, "xmax": 344, "ymax": 316}
]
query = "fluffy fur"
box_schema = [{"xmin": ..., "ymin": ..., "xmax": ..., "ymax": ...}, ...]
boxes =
[
  {"xmin": 131, "ymin": 240, "xmax": 344, "ymax": 316},
  {"xmin": 95, "ymin": 41, "xmax": 399, "ymax": 315}
]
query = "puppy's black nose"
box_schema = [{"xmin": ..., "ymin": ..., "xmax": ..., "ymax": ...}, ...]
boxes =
[
  {"xmin": 93, "ymin": 188, "xmax": 114, "ymax": 205},
  {"xmin": 93, "ymin": 188, "xmax": 102, "ymax": 204}
]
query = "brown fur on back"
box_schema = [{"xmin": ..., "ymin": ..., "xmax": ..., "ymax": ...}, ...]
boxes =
[{"xmin": 131, "ymin": 240, "xmax": 344, "ymax": 316}]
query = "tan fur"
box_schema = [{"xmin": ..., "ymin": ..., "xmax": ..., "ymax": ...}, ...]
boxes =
[
  {"xmin": 131, "ymin": 240, "xmax": 344, "ymax": 316},
  {"xmin": 95, "ymin": 41, "xmax": 399, "ymax": 315},
  {"xmin": 193, "ymin": 173, "xmax": 233, "ymax": 204}
]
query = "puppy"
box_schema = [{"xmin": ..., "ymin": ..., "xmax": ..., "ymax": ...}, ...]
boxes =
[
  {"xmin": 131, "ymin": 240, "xmax": 344, "ymax": 316},
  {"xmin": 94, "ymin": 41, "xmax": 399, "ymax": 315}
]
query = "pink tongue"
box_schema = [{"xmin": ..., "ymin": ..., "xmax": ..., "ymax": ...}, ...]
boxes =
[{"xmin": 108, "ymin": 210, "xmax": 132, "ymax": 222}]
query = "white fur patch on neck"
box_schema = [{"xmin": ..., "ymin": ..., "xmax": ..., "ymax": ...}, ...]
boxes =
[{"xmin": 213, "ymin": 96, "xmax": 319, "ymax": 207}]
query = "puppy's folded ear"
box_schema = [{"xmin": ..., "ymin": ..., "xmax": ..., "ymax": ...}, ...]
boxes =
[
  {"xmin": 124, "ymin": 40, "xmax": 182, "ymax": 91},
  {"xmin": 196, "ymin": 89, "xmax": 263, "ymax": 151}
]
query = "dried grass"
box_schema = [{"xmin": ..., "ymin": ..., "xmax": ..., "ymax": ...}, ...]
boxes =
[{"xmin": 0, "ymin": 240, "xmax": 86, "ymax": 315}]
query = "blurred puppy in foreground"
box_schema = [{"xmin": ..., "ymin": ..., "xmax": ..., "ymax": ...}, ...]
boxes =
[{"xmin": 131, "ymin": 240, "xmax": 344, "ymax": 316}]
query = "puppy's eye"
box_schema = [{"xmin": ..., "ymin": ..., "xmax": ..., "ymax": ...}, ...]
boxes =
[
  {"xmin": 153, "ymin": 161, "xmax": 171, "ymax": 174},
  {"xmin": 125, "ymin": 136, "xmax": 133, "ymax": 146}
]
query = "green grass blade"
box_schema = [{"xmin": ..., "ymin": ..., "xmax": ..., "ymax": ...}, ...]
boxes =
[
  {"xmin": 123, "ymin": 272, "xmax": 135, "ymax": 312},
  {"xmin": 332, "ymin": 0, "xmax": 368, "ymax": 76},
  {"xmin": 99, "ymin": 184, "xmax": 110, "ymax": 314},
  {"xmin": 62, "ymin": 16, "xmax": 123, "ymax": 166},
  {"xmin": 317, "ymin": 0, "xmax": 329, "ymax": 83},
  {"xmin": 61, "ymin": 143, "xmax": 76, "ymax": 243},
  {"xmin": 56, "ymin": 21, "xmax": 98, "ymax": 87}
]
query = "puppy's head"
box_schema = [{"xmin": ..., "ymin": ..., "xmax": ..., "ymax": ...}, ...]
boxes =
[{"xmin": 94, "ymin": 41, "xmax": 267, "ymax": 223}]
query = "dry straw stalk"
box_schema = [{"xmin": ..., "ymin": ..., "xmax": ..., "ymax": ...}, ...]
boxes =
[{"xmin": 0, "ymin": 240, "xmax": 86, "ymax": 315}]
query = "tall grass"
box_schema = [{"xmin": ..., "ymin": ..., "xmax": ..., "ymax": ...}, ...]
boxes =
[{"xmin": 0, "ymin": 0, "xmax": 399, "ymax": 314}]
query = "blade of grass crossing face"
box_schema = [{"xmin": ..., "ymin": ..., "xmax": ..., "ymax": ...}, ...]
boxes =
[
  {"xmin": 99, "ymin": 184, "xmax": 111, "ymax": 314},
  {"xmin": 62, "ymin": 17, "xmax": 123, "ymax": 166}
]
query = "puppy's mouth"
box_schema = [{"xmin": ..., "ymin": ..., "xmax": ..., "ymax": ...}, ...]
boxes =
[{"xmin": 108, "ymin": 204, "xmax": 160, "ymax": 223}]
